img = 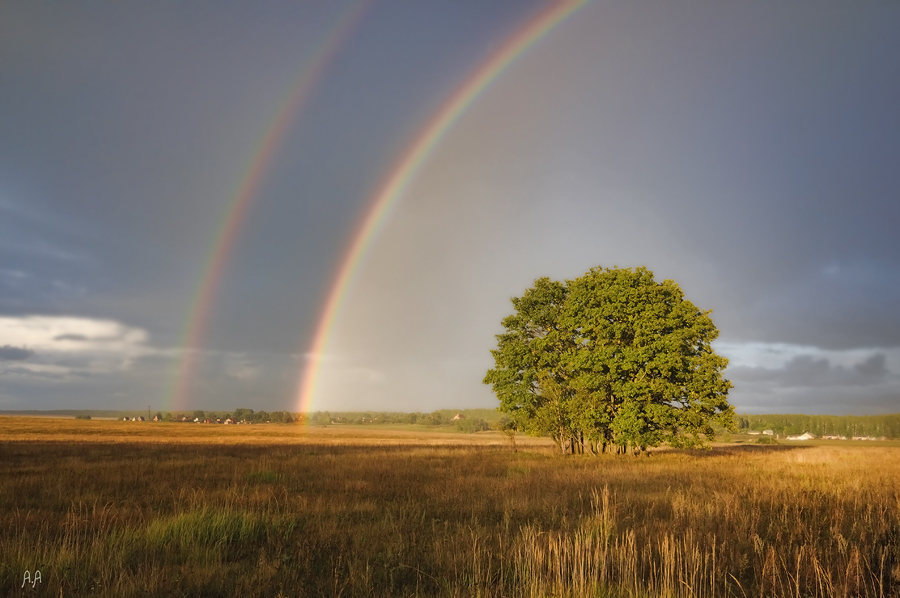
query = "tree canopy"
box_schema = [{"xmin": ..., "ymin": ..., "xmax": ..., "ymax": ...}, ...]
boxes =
[{"xmin": 483, "ymin": 266, "xmax": 734, "ymax": 455}]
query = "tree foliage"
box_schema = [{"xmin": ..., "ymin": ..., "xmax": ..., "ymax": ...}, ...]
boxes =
[{"xmin": 484, "ymin": 266, "xmax": 734, "ymax": 454}]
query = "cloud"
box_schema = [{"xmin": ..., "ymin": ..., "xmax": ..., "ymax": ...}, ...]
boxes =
[
  {"xmin": 726, "ymin": 260, "xmax": 900, "ymax": 350},
  {"xmin": 0, "ymin": 315, "xmax": 147, "ymax": 349},
  {"xmin": 0, "ymin": 268, "xmax": 89, "ymax": 315},
  {"xmin": 717, "ymin": 341, "xmax": 900, "ymax": 414},
  {"xmin": 0, "ymin": 363, "xmax": 72, "ymax": 380},
  {"xmin": 223, "ymin": 354, "xmax": 261, "ymax": 381},
  {"xmin": 0, "ymin": 199, "xmax": 93, "ymax": 266},
  {"xmin": 0, "ymin": 345, "xmax": 34, "ymax": 361},
  {"xmin": 729, "ymin": 353, "xmax": 888, "ymax": 388},
  {"xmin": 0, "ymin": 315, "xmax": 155, "ymax": 379},
  {"xmin": 54, "ymin": 333, "xmax": 88, "ymax": 341}
]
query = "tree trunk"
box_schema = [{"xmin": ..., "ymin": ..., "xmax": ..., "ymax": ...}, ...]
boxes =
[{"xmin": 552, "ymin": 435, "xmax": 563, "ymax": 454}]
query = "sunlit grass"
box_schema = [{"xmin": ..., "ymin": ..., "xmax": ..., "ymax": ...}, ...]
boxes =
[
  {"xmin": 0, "ymin": 415, "xmax": 532, "ymax": 446},
  {"xmin": 1, "ymin": 416, "xmax": 897, "ymax": 596}
]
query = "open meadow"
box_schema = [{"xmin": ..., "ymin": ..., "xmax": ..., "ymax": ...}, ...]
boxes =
[{"xmin": 1, "ymin": 416, "xmax": 898, "ymax": 597}]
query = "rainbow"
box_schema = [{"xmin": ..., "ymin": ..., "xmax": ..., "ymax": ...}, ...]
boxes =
[
  {"xmin": 165, "ymin": 2, "xmax": 369, "ymax": 412},
  {"xmin": 296, "ymin": 0, "xmax": 589, "ymax": 414}
]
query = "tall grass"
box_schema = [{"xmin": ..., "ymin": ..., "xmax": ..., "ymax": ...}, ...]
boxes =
[{"xmin": 0, "ymin": 421, "xmax": 897, "ymax": 596}]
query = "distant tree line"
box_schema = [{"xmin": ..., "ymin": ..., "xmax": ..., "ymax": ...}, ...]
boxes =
[
  {"xmin": 306, "ymin": 410, "xmax": 492, "ymax": 433},
  {"xmin": 737, "ymin": 413, "xmax": 900, "ymax": 438},
  {"xmin": 145, "ymin": 409, "xmax": 296, "ymax": 424},
  {"xmin": 106, "ymin": 408, "xmax": 498, "ymax": 432},
  {"xmin": 60, "ymin": 408, "xmax": 900, "ymax": 440}
]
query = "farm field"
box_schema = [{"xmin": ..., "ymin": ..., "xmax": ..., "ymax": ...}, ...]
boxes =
[
  {"xmin": 1, "ymin": 416, "xmax": 898, "ymax": 597},
  {"xmin": 0, "ymin": 416, "xmax": 549, "ymax": 447}
]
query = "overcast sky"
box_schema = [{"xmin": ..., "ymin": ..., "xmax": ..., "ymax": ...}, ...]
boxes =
[{"xmin": 1, "ymin": 1, "xmax": 899, "ymax": 415}]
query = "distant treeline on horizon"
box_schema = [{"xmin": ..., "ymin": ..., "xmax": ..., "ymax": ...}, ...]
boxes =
[
  {"xmin": 3, "ymin": 409, "xmax": 899, "ymax": 439},
  {"xmin": 0, "ymin": 408, "xmax": 501, "ymax": 433},
  {"xmin": 0, "ymin": 407, "xmax": 500, "ymax": 421},
  {"xmin": 738, "ymin": 413, "xmax": 900, "ymax": 438}
]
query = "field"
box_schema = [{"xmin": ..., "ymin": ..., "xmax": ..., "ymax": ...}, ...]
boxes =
[{"xmin": 1, "ymin": 417, "xmax": 898, "ymax": 597}]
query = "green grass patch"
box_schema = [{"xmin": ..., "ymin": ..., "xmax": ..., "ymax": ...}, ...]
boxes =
[{"xmin": 245, "ymin": 470, "xmax": 282, "ymax": 484}]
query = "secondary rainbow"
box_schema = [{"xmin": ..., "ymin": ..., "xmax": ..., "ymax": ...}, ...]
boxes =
[
  {"xmin": 296, "ymin": 0, "xmax": 590, "ymax": 414},
  {"xmin": 165, "ymin": 2, "xmax": 369, "ymax": 412}
]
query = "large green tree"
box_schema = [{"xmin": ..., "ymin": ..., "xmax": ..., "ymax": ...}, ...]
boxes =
[{"xmin": 484, "ymin": 266, "xmax": 734, "ymax": 455}]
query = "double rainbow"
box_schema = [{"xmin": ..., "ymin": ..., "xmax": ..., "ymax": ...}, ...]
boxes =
[
  {"xmin": 165, "ymin": 2, "xmax": 369, "ymax": 412},
  {"xmin": 166, "ymin": 1, "xmax": 588, "ymax": 413}
]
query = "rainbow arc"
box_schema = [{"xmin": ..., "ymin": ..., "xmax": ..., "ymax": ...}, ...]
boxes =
[
  {"xmin": 295, "ymin": 0, "xmax": 589, "ymax": 414},
  {"xmin": 165, "ymin": 2, "xmax": 369, "ymax": 412},
  {"xmin": 164, "ymin": 1, "xmax": 589, "ymax": 415}
]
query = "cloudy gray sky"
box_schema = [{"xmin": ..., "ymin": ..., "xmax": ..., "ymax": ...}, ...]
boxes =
[{"xmin": 1, "ymin": 1, "xmax": 898, "ymax": 415}]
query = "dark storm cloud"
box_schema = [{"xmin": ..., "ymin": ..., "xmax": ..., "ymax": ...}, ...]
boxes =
[
  {"xmin": 0, "ymin": 346, "xmax": 34, "ymax": 361},
  {"xmin": 725, "ymin": 349, "xmax": 899, "ymax": 415},
  {"xmin": 734, "ymin": 387, "xmax": 900, "ymax": 416},
  {"xmin": 729, "ymin": 353, "xmax": 889, "ymax": 389},
  {"xmin": 0, "ymin": 3, "xmax": 326, "ymax": 339},
  {"xmin": 0, "ymin": 366, "xmax": 62, "ymax": 380},
  {"xmin": 726, "ymin": 261, "xmax": 900, "ymax": 350},
  {"xmin": 0, "ymin": 197, "xmax": 96, "ymax": 318}
]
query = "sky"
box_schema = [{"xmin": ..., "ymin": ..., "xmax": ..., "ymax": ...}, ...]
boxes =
[{"xmin": 1, "ymin": 1, "xmax": 899, "ymax": 416}]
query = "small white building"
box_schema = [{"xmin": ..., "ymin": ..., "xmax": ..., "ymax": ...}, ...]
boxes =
[
  {"xmin": 762, "ymin": 430, "xmax": 774, "ymax": 436},
  {"xmin": 787, "ymin": 432, "xmax": 816, "ymax": 440}
]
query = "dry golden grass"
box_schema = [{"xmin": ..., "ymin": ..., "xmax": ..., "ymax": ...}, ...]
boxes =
[
  {"xmin": 1, "ymin": 416, "xmax": 897, "ymax": 597},
  {"xmin": 0, "ymin": 415, "xmax": 549, "ymax": 446}
]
